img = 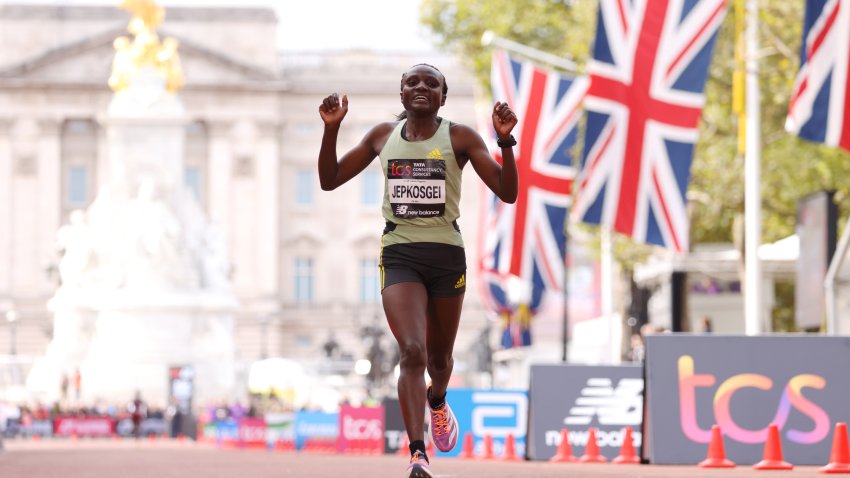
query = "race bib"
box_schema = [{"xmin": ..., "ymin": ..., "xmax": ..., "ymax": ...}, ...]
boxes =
[{"xmin": 387, "ymin": 158, "xmax": 446, "ymax": 218}]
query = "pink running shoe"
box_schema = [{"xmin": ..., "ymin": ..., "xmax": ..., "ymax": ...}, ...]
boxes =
[
  {"xmin": 406, "ymin": 450, "xmax": 433, "ymax": 478},
  {"xmin": 428, "ymin": 384, "xmax": 459, "ymax": 452}
]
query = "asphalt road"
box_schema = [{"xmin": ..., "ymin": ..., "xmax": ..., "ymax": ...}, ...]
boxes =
[{"xmin": 0, "ymin": 439, "xmax": 830, "ymax": 478}]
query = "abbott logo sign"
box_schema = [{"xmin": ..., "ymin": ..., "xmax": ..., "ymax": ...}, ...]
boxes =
[
  {"xmin": 438, "ymin": 389, "xmax": 529, "ymax": 458},
  {"xmin": 526, "ymin": 364, "xmax": 644, "ymax": 461},
  {"xmin": 471, "ymin": 392, "xmax": 528, "ymax": 439}
]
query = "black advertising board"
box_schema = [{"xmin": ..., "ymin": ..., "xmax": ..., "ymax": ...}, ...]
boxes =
[
  {"xmin": 382, "ymin": 397, "xmax": 405, "ymax": 454},
  {"xmin": 527, "ymin": 364, "xmax": 643, "ymax": 461}
]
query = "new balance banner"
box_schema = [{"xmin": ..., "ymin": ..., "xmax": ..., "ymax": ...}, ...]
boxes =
[
  {"xmin": 527, "ymin": 364, "xmax": 643, "ymax": 461},
  {"xmin": 645, "ymin": 334, "xmax": 850, "ymax": 464},
  {"xmin": 16, "ymin": 419, "xmax": 53, "ymax": 438},
  {"xmin": 383, "ymin": 398, "xmax": 407, "ymax": 454},
  {"xmin": 115, "ymin": 417, "xmax": 167, "ymax": 437},
  {"xmin": 440, "ymin": 388, "xmax": 528, "ymax": 458}
]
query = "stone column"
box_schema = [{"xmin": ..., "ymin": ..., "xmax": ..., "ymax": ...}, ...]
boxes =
[
  {"xmin": 207, "ymin": 120, "xmax": 232, "ymax": 241},
  {"xmin": 9, "ymin": 118, "xmax": 42, "ymax": 295},
  {"xmin": 254, "ymin": 121, "xmax": 281, "ymax": 302},
  {"xmin": 37, "ymin": 119, "xmax": 61, "ymax": 297},
  {"xmin": 0, "ymin": 119, "xmax": 11, "ymax": 294}
]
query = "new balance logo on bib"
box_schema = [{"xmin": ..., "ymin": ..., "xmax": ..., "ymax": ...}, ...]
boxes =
[{"xmin": 387, "ymin": 158, "xmax": 446, "ymax": 219}]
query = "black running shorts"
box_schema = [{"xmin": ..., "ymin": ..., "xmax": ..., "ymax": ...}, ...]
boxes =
[{"xmin": 380, "ymin": 242, "xmax": 467, "ymax": 297}]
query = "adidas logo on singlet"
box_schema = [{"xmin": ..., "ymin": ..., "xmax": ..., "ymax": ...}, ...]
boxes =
[
  {"xmin": 454, "ymin": 274, "xmax": 465, "ymax": 289},
  {"xmin": 426, "ymin": 148, "xmax": 443, "ymax": 160}
]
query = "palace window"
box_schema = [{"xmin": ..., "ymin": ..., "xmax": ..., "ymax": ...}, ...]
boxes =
[
  {"xmin": 294, "ymin": 256, "xmax": 314, "ymax": 304},
  {"xmin": 359, "ymin": 257, "xmax": 380, "ymax": 303},
  {"xmin": 295, "ymin": 169, "xmax": 314, "ymax": 206}
]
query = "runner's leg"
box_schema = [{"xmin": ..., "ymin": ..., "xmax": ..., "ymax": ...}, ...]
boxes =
[
  {"xmin": 425, "ymin": 294, "xmax": 464, "ymax": 400},
  {"xmin": 383, "ymin": 281, "xmax": 429, "ymax": 446}
]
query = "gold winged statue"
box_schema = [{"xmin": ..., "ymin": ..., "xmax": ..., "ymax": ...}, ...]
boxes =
[{"xmin": 109, "ymin": 0, "xmax": 184, "ymax": 93}]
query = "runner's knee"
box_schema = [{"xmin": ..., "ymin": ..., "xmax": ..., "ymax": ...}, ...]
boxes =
[
  {"xmin": 399, "ymin": 342, "xmax": 426, "ymax": 372},
  {"xmin": 427, "ymin": 355, "xmax": 453, "ymax": 376}
]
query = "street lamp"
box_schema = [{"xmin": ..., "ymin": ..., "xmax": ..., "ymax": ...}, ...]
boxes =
[
  {"xmin": 258, "ymin": 315, "xmax": 270, "ymax": 360},
  {"xmin": 505, "ymin": 275, "xmax": 532, "ymax": 348},
  {"xmin": 5, "ymin": 309, "xmax": 18, "ymax": 356}
]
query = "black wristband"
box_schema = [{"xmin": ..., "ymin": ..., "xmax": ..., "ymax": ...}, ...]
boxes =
[{"xmin": 497, "ymin": 134, "xmax": 517, "ymax": 148}]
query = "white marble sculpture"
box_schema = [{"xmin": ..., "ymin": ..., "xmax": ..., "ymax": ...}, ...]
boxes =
[{"xmin": 27, "ymin": 1, "xmax": 238, "ymax": 406}]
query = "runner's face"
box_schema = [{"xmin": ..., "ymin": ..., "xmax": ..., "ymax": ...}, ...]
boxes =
[{"xmin": 400, "ymin": 66, "xmax": 445, "ymax": 114}]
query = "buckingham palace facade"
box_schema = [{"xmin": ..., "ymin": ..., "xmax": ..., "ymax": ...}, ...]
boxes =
[{"xmin": 0, "ymin": 4, "xmax": 490, "ymax": 401}]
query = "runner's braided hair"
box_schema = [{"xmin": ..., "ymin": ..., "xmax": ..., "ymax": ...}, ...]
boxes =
[{"xmin": 396, "ymin": 63, "xmax": 448, "ymax": 120}]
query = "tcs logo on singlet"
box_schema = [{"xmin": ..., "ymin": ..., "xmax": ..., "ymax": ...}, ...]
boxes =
[
  {"xmin": 677, "ymin": 355, "xmax": 830, "ymax": 445},
  {"xmin": 390, "ymin": 163, "xmax": 413, "ymax": 177}
]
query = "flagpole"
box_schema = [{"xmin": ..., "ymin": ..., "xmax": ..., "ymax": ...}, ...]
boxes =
[
  {"xmin": 601, "ymin": 228, "xmax": 619, "ymax": 364},
  {"xmin": 481, "ymin": 31, "xmax": 579, "ymax": 73},
  {"xmin": 744, "ymin": 0, "xmax": 763, "ymax": 335},
  {"xmin": 562, "ymin": 227, "xmax": 570, "ymax": 362}
]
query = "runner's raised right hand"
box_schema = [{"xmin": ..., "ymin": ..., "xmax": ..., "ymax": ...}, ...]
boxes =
[{"xmin": 319, "ymin": 93, "xmax": 348, "ymax": 126}]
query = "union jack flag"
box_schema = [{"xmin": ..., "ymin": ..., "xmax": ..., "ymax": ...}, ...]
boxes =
[
  {"xmin": 786, "ymin": 0, "xmax": 850, "ymax": 152},
  {"xmin": 477, "ymin": 50, "xmax": 588, "ymax": 313},
  {"xmin": 572, "ymin": 0, "xmax": 727, "ymax": 252}
]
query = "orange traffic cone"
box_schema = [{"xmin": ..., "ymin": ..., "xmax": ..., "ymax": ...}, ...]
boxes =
[
  {"xmin": 754, "ymin": 423, "xmax": 793, "ymax": 470},
  {"xmin": 821, "ymin": 422, "xmax": 850, "ymax": 474},
  {"xmin": 480, "ymin": 434, "xmax": 495, "ymax": 460},
  {"xmin": 550, "ymin": 428, "xmax": 577, "ymax": 463},
  {"xmin": 501, "ymin": 433, "xmax": 522, "ymax": 461},
  {"xmin": 458, "ymin": 432, "xmax": 476, "ymax": 459},
  {"xmin": 579, "ymin": 427, "xmax": 608, "ymax": 463},
  {"xmin": 699, "ymin": 425, "xmax": 736, "ymax": 468},
  {"xmin": 613, "ymin": 426, "xmax": 640, "ymax": 464}
]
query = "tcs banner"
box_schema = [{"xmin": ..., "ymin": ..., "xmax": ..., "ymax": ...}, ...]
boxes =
[
  {"xmin": 337, "ymin": 404, "xmax": 384, "ymax": 455},
  {"xmin": 441, "ymin": 389, "xmax": 528, "ymax": 458},
  {"xmin": 645, "ymin": 334, "xmax": 850, "ymax": 464}
]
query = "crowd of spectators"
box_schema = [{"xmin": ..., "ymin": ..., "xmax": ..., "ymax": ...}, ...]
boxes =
[{"xmin": 0, "ymin": 399, "xmax": 168, "ymax": 438}]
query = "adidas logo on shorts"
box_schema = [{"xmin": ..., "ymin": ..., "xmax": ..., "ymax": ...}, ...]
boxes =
[{"xmin": 454, "ymin": 274, "xmax": 465, "ymax": 289}]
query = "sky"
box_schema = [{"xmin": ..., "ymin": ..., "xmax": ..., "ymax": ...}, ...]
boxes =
[{"xmin": 6, "ymin": 0, "xmax": 440, "ymax": 52}]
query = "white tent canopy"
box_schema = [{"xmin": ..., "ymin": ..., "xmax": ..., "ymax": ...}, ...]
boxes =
[{"xmin": 634, "ymin": 235, "xmax": 798, "ymax": 287}]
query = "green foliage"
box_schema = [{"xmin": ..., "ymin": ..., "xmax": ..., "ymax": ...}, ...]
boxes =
[
  {"xmin": 420, "ymin": 0, "xmax": 596, "ymax": 85},
  {"xmin": 771, "ymin": 280, "xmax": 796, "ymax": 332}
]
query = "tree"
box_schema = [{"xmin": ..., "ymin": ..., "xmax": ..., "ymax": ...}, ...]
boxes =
[{"xmin": 421, "ymin": 0, "xmax": 594, "ymax": 88}]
